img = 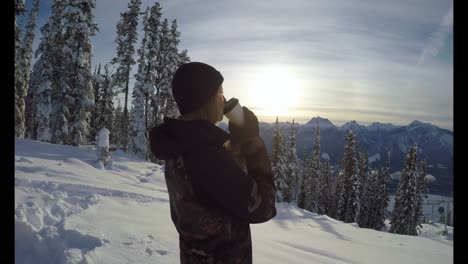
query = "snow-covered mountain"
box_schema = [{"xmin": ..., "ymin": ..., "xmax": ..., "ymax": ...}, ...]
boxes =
[
  {"xmin": 220, "ymin": 117, "xmax": 453, "ymax": 195},
  {"xmin": 15, "ymin": 138, "xmax": 453, "ymax": 263},
  {"xmin": 305, "ymin": 116, "xmax": 336, "ymax": 129},
  {"xmin": 367, "ymin": 122, "xmax": 402, "ymax": 132},
  {"xmin": 340, "ymin": 120, "xmax": 367, "ymax": 132}
]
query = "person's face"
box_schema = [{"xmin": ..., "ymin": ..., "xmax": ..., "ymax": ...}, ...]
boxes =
[{"xmin": 215, "ymin": 86, "xmax": 225, "ymax": 122}]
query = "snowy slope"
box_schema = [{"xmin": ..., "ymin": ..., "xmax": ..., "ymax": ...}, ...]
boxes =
[{"xmin": 15, "ymin": 138, "xmax": 453, "ymax": 264}]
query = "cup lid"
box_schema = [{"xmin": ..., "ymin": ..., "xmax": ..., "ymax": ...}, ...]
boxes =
[{"xmin": 224, "ymin": 97, "xmax": 239, "ymax": 114}]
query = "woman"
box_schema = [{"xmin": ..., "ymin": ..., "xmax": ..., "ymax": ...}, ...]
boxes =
[{"xmin": 149, "ymin": 62, "xmax": 276, "ymax": 263}]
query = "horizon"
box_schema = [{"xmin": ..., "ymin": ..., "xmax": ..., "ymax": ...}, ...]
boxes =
[
  {"xmin": 18, "ymin": 0, "xmax": 453, "ymax": 131},
  {"xmin": 219, "ymin": 115, "xmax": 452, "ymax": 131}
]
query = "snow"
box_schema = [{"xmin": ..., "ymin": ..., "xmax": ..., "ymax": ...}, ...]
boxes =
[
  {"xmin": 305, "ymin": 116, "xmax": 336, "ymax": 129},
  {"xmin": 390, "ymin": 171, "xmax": 401, "ymax": 180},
  {"xmin": 425, "ymin": 174, "xmax": 437, "ymax": 183},
  {"xmin": 15, "ymin": 138, "xmax": 453, "ymax": 263},
  {"xmin": 97, "ymin": 128, "xmax": 109, "ymax": 148},
  {"xmin": 340, "ymin": 120, "xmax": 366, "ymax": 132},
  {"xmin": 321, "ymin": 152, "xmax": 330, "ymax": 161},
  {"xmin": 367, "ymin": 122, "xmax": 400, "ymax": 131},
  {"xmin": 368, "ymin": 153, "xmax": 381, "ymax": 163}
]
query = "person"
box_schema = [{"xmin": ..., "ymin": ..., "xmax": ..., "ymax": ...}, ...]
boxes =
[{"xmin": 149, "ymin": 62, "xmax": 277, "ymax": 263}]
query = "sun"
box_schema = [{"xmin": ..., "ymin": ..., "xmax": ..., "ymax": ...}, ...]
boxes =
[{"xmin": 249, "ymin": 66, "xmax": 299, "ymax": 116}]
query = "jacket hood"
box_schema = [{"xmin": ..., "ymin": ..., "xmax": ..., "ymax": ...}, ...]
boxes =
[{"xmin": 149, "ymin": 117, "xmax": 231, "ymax": 160}]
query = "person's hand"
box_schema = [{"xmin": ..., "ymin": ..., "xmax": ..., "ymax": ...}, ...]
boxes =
[{"xmin": 228, "ymin": 106, "xmax": 259, "ymax": 145}]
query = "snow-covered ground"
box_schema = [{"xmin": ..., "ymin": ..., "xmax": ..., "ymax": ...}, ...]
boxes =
[{"xmin": 15, "ymin": 138, "xmax": 453, "ymax": 264}]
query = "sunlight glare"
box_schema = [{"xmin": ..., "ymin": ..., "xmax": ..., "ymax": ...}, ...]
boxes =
[{"xmin": 249, "ymin": 66, "xmax": 299, "ymax": 116}]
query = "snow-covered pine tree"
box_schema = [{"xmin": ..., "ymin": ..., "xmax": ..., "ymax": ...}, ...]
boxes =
[
  {"xmin": 96, "ymin": 128, "xmax": 111, "ymax": 166},
  {"xmin": 327, "ymin": 165, "xmax": 338, "ymax": 219},
  {"xmin": 305, "ymin": 126, "xmax": 321, "ymax": 212},
  {"xmin": 413, "ymin": 159, "xmax": 428, "ymax": 234},
  {"xmin": 129, "ymin": 3, "xmax": 161, "ymax": 159},
  {"xmin": 44, "ymin": 0, "xmax": 69, "ymax": 145},
  {"xmin": 62, "ymin": 0, "xmax": 98, "ymax": 146},
  {"xmin": 389, "ymin": 144, "xmax": 419, "ymax": 235},
  {"xmin": 318, "ymin": 161, "xmax": 333, "ymax": 215},
  {"xmin": 297, "ymin": 155, "xmax": 308, "ymax": 209},
  {"xmin": 271, "ymin": 117, "xmax": 288, "ymax": 202},
  {"xmin": 113, "ymin": 100, "xmax": 123, "ymax": 148},
  {"xmin": 129, "ymin": 81, "xmax": 149, "ymax": 160},
  {"xmin": 111, "ymin": 0, "xmax": 141, "ymax": 151},
  {"xmin": 337, "ymin": 130, "xmax": 360, "ymax": 223},
  {"xmin": 15, "ymin": 0, "xmax": 26, "ymax": 14},
  {"xmin": 366, "ymin": 169, "xmax": 379, "ymax": 229},
  {"xmin": 345, "ymin": 151, "xmax": 361, "ymax": 223},
  {"xmin": 16, "ymin": 0, "xmax": 40, "ymax": 138},
  {"xmin": 89, "ymin": 64, "xmax": 102, "ymax": 142},
  {"xmin": 15, "ymin": 1, "xmax": 25, "ymax": 136},
  {"xmin": 25, "ymin": 56, "xmax": 41, "ymax": 139},
  {"xmin": 178, "ymin": 49, "xmax": 191, "ymax": 65},
  {"xmin": 33, "ymin": 21, "xmax": 53, "ymax": 142},
  {"xmin": 95, "ymin": 64, "xmax": 115, "ymax": 144},
  {"xmin": 30, "ymin": 0, "xmax": 67, "ymax": 142},
  {"xmin": 372, "ymin": 160, "xmax": 391, "ymax": 230},
  {"xmin": 154, "ymin": 19, "xmax": 174, "ymax": 123},
  {"xmin": 284, "ymin": 119, "xmax": 298, "ymax": 203},
  {"xmin": 163, "ymin": 19, "xmax": 182, "ymax": 118},
  {"xmin": 357, "ymin": 151, "xmax": 371, "ymax": 227}
]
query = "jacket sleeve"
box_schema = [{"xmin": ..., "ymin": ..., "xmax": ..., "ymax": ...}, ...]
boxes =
[{"xmin": 183, "ymin": 136, "xmax": 277, "ymax": 224}]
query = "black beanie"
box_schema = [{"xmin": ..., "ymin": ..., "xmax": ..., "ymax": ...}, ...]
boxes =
[{"xmin": 172, "ymin": 62, "xmax": 224, "ymax": 115}]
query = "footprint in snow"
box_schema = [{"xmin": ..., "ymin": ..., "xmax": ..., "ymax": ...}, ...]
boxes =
[{"xmin": 139, "ymin": 178, "xmax": 150, "ymax": 183}]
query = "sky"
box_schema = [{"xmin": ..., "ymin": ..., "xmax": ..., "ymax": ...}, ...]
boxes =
[
  {"xmin": 15, "ymin": 137, "xmax": 453, "ymax": 263},
  {"xmin": 17, "ymin": 0, "xmax": 453, "ymax": 130}
]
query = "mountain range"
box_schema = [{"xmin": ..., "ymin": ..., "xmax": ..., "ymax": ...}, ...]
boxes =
[{"xmin": 219, "ymin": 117, "xmax": 453, "ymax": 196}]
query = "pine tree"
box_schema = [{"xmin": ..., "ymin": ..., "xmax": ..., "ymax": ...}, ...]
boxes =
[
  {"xmin": 29, "ymin": 0, "xmax": 67, "ymax": 143},
  {"xmin": 413, "ymin": 159, "xmax": 428, "ymax": 234},
  {"xmin": 95, "ymin": 64, "xmax": 115, "ymax": 144},
  {"xmin": 178, "ymin": 49, "xmax": 191, "ymax": 65},
  {"xmin": 372, "ymin": 160, "xmax": 391, "ymax": 230},
  {"xmin": 297, "ymin": 156, "xmax": 308, "ymax": 209},
  {"xmin": 89, "ymin": 64, "xmax": 102, "ymax": 142},
  {"xmin": 154, "ymin": 19, "xmax": 172, "ymax": 123},
  {"xmin": 25, "ymin": 57, "xmax": 41, "ymax": 139},
  {"xmin": 337, "ymin": 130, "xmax": 360, "ymax": 223},
  {"xmin": 305, "ymin": 126, "xmax": 322, "ymax": 212},
  {"xmin": 366, "ymin": 169, "xmax": 379, "ymax": 229},
  {"xmin": 43, "ymin": 0, "xmax": 69, "ymax": 144},
  {"xmin": 62, "ymin": 0, "xmax": 98, "ymax": 146},
  {"xmin": 389, "ymin": 144, "xmax": 420, "ymax": 235},
  {"xmin": 113, "ymin": 100, "xmax": 123, "ymax": 148},
  {"xmin": 357, "ymin": 152, "xmax": 371, "ymax": 227},
  {"xmin": 15, "ymin": 1, "xmax": 25, "ymax": 136},
  {"xmin": 15, "ymin": 0, "xmax": 26, "ymax": 14},
  {"xmin": 284, "ymin": 120, "xmax": 298, "ymax": 203},
  {"xmin": 111, "ymin": 0, "xmax": 141, "ymax": 151},
  {"xmin": 318, "ymin": 161, "xmax": 333, "ymax": 215},
  {"xmin": 129, "ymin": 3, "xmax": 162, "ymax": 159},
  {"xmin": 161, "ymin": 19, "xmax": 182, "ymax": 119},
  {"xmin": 16, "ymin": 0, "xmax": 40, "ymax": 138},
  {"xmin": 271, "ymin": 117, "xmax": 288, "ymax": 202}
]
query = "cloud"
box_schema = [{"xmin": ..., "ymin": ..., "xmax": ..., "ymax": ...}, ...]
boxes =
[
  {"xmin": 23, "ymin": 0, "xmax": 453, "ymax": 131},
  {"xmin": 417, "ymin": 5, "xmax": 453, "ymax": 65}
]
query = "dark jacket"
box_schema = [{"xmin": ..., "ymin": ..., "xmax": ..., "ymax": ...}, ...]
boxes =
[{"xmin": 149, "ymin": 117, "xmax": 276, "ymax": 263}]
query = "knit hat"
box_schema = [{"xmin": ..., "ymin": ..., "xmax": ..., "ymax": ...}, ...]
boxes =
[{"xmin": 172, "ymin": 62, "xmax": 224, "ymax": 115}]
